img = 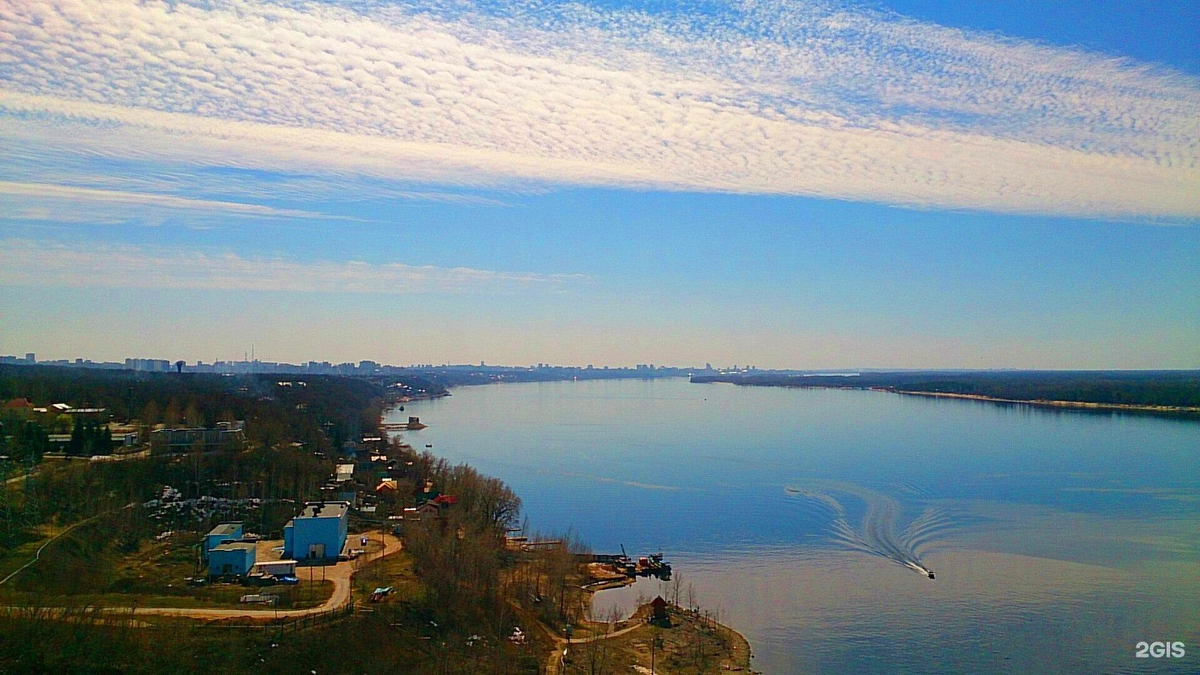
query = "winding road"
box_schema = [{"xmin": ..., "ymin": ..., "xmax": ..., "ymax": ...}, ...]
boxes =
[
  {"xmin": 1, "ymin": 532, "xmax": 402, "ymax": 621},
  {"xmin": 124, "ymin": 533, "xmax": 403, "ymax": 620}
]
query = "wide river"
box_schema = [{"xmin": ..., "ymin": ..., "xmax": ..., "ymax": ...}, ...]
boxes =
[{"xmin": 389, "ymin": 378, "xmax": 1199, "ymax": 673}]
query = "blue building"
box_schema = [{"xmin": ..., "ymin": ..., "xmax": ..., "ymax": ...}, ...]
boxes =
[
  {"xmin": 283, "ymin": 501, "xmax": 349, "ymax": 562},
  {"xmin": 208, "ymin": 542, "xmax": 257, "ymax": 577},
  {"xmin": 203, "ymin": 522, "xmax": 243, "ymax": 560}
]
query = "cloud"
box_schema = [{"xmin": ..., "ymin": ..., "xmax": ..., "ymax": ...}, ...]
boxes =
[
  {"xmin": 0, "ymin": 239, "xmax": 589, "ymax": 293},
  {"xmin": 0, "ymin": 181, "xmax": 363, "ymax": 225},
  {"xmin": 0, "ymin": 146, "xmax": 512, "ymax": 207},
  {"xmin": 0, "ymin": 0, "xmax": 1197, "ymax": 220}
]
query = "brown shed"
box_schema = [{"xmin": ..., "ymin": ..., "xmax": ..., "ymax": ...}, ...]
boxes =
[{"xmin": 650, "ymin": 595, "xmax": 669, "ymax": 622}]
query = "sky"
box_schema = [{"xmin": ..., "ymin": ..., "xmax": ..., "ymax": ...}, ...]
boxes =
[{"xmin": 1, "ymin": 0, "xmax": 1197, "ymax": 369}]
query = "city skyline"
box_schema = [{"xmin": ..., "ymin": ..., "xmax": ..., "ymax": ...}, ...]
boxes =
[
  {"xmin": 2, "ymin": 0, "xmax": 1198, "ymax": 369},
  {"xmin": 0, "ymin": 350, "xmax": 769, "ymax": 374}
]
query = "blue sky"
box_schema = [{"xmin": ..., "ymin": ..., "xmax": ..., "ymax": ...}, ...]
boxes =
[{"xmin": 1, "ymin": 0, "xmax": 1197, "ymax": 368}]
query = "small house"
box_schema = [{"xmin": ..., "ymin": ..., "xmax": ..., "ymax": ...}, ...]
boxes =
[
  {"xmin": 1, "ymin": 398, "xmax": 33, "ymax": 410},
  {"xmin": 209, "ymin": 542, "xmax": 257, "ymax": 577},
  {"xmin": 650, "ymin": 596, "xmax": 670, "ymax": 626}
]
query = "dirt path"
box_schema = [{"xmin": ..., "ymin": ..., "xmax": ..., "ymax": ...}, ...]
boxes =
[
  {"xmin": 567, "ymin": 620, "xmax": 646, "ymax": 644},
  {"xmin": 124, "ymin": 532, "xmax": 402, "ymax": 620},
  {"xmin": 536, "ymin": 615, "xmax": 650, "ymax": 674},
  {"xmin": 0, "ymin": 504, "xmax": 135, "ymax": 586},
  {"xmin": 1, "ymin": 532, "xmax": 402, "ymax": 621}
]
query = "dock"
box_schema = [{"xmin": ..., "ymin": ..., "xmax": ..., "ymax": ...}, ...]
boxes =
[
  {"xmin": 382, "ymin": 415, "xmax": 427, "ymax": 431},
  {"xmin": 577, "ymin": 551, "xmax": 672, "ymax": 581}
]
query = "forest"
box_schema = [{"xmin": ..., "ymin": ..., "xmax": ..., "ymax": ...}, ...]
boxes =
[
  {"xmin": 691, "ymin": 370, "xmax": 1200, "ymax": 410},
  {"xmin": 0, "ymin": 364, "xmax": 452, "ymax": 461},
  {"xmin": 0, "ymin": 365, "xmax": 589, "ymax": 673}
]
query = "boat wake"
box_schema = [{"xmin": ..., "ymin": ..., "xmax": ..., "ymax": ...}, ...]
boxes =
[{"xmin": 785, "ymin": 481, "xmax": 949, "ymax": 579}]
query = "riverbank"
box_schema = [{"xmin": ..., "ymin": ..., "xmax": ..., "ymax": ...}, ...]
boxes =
[
  {"xmin": 387, "ymin": 390, "xmax": 452, "ymax": 402},
  {"xmin": 557, "ymin": 600, "xmax": 755, "ymax": 674},
  {"xmin": 895, "ymin": 389, "xmax": 1200, "ymax": 415},
  {"xmin": 691, "ymin": 370, "xmax": 1200, "ymax": 418}
]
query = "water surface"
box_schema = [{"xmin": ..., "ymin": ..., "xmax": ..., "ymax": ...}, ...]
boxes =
[{"xmin": 391, "ymin": 379, "xmax": 1200, "ymax": 673}]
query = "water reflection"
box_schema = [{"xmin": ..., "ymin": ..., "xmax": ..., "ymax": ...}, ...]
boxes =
[
  {"xmin": 683, "ymin": 547, "xmax": 1199, "ymax": 674},
  {"xmin": 393, "ymin": 379, "xmax": 1200, "ymax": 673}
]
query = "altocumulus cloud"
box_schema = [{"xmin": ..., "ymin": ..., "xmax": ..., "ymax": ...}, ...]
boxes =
[
  {"xmin": 0, "ymin": 240, "xmax": 589, "ymax": 293},
  {"xmin": 0, "ymin": 0, "xmax": 1197, "ymax": 220}
]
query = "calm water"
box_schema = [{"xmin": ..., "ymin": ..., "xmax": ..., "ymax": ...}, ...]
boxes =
[{"xmin": 389, "ymin": 378, "xmax": 1200, "ymax": 674}]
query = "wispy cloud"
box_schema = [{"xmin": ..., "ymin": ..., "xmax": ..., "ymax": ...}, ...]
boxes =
[
  {"xmin": 0, "ymin": 181, "xmax": 363, "ymax": 225},
  {"xmin": 0, "ymin": 147, "xmax": 513, "ymax": 207},
  {"xmin": 0, "ymin": 0, "xmax": 1197, "ymax": 219},
  {"xmin": 0, "ymin": 239, "xmax": 589, "ymax": 293}
]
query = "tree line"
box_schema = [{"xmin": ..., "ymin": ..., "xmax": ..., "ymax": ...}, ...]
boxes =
[{"xmin": 693, "ymin": 370, "xmax": 1200, "ymax": 409}]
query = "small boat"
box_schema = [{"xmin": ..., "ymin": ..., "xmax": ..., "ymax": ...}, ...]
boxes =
[
  {"xmin": 425, "ymin": 444, "xmax": 432, "ymax": 448},
  {"xmin": 905, "ymin": 561, "xmax": 935, "ymax": 579}
]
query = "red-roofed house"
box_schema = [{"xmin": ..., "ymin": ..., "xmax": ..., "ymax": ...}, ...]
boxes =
[{"xmin": 2, "ymin": 398, "xmax": 33, "ymax": 410}]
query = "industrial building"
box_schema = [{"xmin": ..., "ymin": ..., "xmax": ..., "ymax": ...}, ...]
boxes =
[
  {"xmin": 203, "ymin": 522, "xmax": 243, "ymax": 560},
  {"xmin": 208, "ymin": 542, "xmax": 257, "ymax": 577},
  {"xmin": 283, "ymin": 501, "xmax": 349, "ymax": 562},
  {"xmin": 252, "ymin": 559, "xmax": 297, "ymax": 578},
  {"xmin": 152, "ymin": 421, "xmax": 246, "ymax": 452}
]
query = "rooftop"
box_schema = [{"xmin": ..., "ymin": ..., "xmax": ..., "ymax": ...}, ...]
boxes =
[
  {"xmin": 295, "ymin": 501, "xmax": 349, "ymax": 520},
  {"xmin": 210, "ymin": 542, "xmax": 256, "ymax": 553},
  {"xmin": 207, "ymin": 523, "xmax": 242, "ymax": 537}
]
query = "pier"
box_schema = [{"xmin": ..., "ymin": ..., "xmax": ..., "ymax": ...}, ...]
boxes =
[{"xmin": 577, "ymin": 550, "xmax": 672, "ymax": 581}]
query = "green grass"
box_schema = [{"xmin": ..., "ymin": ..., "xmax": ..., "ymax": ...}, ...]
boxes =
[
  {"xmin": 0, "ymin": 517, "xmax": 334, "ymax": 610},
  {"xmin": 351, "ymin": 549, "xmax": 424, "ymax": 606},
  {"xmin": 0, "ymin": 580, "xmax": 334, "ymax": 610}
]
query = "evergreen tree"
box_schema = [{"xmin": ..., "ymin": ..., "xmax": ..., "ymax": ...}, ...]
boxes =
[{"xmin": 69, "ymin": 416, "xmax": 84, "ymax": 455}]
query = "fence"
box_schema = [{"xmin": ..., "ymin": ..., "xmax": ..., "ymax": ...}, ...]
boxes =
[{"xmin": 272, "ymin": 603, "xmax": 355, "ymax": 634}]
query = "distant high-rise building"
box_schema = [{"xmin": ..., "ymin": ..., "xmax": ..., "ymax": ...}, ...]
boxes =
[{"xmin": 25, "ymin": 353, "xmax": 35, "ymax": 364}]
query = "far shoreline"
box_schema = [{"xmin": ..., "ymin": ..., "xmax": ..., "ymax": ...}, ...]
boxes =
[
  {"xmin": 690, "ymin": 370, "xmax": 1200, "ymax": 420},
  {"xmin": 892, "ymin": 389, "xmax": 1200, "ymax": 415}
]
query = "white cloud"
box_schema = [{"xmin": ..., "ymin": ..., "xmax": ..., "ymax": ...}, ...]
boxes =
[
  {"xmin": 0, "ymin": 239, "xmax": 589, "ymax": 293},
  {"xmin": 0, "ymin": 0, "xmax": 1197, "ymax": 220},
  {"xmin": 0, "ymin": 180, "xmax": 361, "ymax": 224}
]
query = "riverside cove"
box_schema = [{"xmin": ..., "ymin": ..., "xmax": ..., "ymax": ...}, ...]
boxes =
[{"xmin": 392, "ymin": 377, "xmax": 1200, "ymax": 674}]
